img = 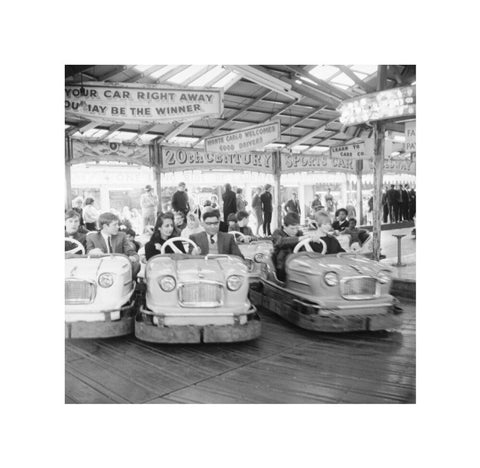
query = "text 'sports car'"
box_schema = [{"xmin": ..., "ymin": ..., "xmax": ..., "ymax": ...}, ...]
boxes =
[
  {"xmin": 65, "ymin": 252, "xmax": 136, "ymax": 339},
  {"xmin": 250, "ymin": 238, "xmax": 403, "ymax": 332},
  {"xmin": 135, "ymin": 240, "xmax": 261, "ymax": 343}
]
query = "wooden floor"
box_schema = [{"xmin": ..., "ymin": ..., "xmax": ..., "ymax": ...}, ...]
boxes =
[{"xmin": 65, "ymin": 301, "xmax": 416, "ymax": 404}]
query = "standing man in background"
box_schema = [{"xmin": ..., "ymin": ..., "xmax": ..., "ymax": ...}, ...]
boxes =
[
  {"xmin": 140, "ymin": 184, "xmax": 159, "ymax": 230},
  {"xmin": 386, "ymin": 184, "xmax": 397, "ymax": 223},
  {"xmin": 285, "ymin": 192, "xmax": 301, "ymax": 216},
  {"xmin": 171, "ymin": 182, "xmax": 190, "ymax": 216},
  {"xmin": 222, "ymin": 183, "xmax": 237, "ymax": 224},
  {"xmin": 402, "ymin": 184, "xmax": 411, "ymax": 221},
  {"xmin": 260, "ymin": 184, "xmax": 273, "ymax": 236}
]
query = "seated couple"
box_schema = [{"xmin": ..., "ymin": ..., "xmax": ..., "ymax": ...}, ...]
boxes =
[
  {"xmin": 145, "ymin": 210, "xmax": 244, "ymax": 260},
  {"xmin": 272, "ymin": 211, "xmax": 345, "ymax": 281}
]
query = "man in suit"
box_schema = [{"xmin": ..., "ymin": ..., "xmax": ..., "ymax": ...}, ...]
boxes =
[
  {"xmin": 65, "ymin": 209, "xmax": 87, "ymax": 254},
  {"xmin": 284, "ymin": 192, "xmax": 301, "ymax": 216},
  {"xmin": 402, "ymin": 184, "xmax": 411, "ymax": 221},
  {"xmin": 86, "ymin": 212, "xmax": 140, "ymax": 278},
  {"xmin": 222, "ymin": 183, "xmax": 237, "ymax": 226},
  {"xmin": 386, "ymin": 184, "xmax": 397, "ymax": 223},
  {"xmin": 171, "ymin": 181, "xmax": 190, "ymax": 216},
  {"xmin": 189, "ymin": 210, "xmax": 244, "ymax": 258},
  {"xmin": 332, "ymin": 208, "xmax": 349, "ymax": 233},
  {"xmin": 260, "ymin": 184, "xmax": 273, "ymax": 236}
]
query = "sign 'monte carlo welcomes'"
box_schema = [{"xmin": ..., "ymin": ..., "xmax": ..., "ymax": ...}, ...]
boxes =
[
  {"xmin": 65, "ymin": 82, "xmax": 223, "ymax": 124},
  {"xmin": 161, "ymin": 147, "xmax": 274, "ymax": 173},
  {"xmin": 204, "ymin": 121, "xmax": 281, "ymax": 153}
]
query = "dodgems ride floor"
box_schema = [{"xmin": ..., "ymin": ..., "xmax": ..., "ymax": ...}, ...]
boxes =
[{"xmin": 65, "ymin": 300, "xmax": 415, "ymax": 404}]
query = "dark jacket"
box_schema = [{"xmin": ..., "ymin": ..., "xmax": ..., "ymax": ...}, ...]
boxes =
[
  {"xmin": 86, "ymin": 231, "xmax": 138, "ymax": 258},
  {"xmin": 271, "ymin": 228, "xmax": 303, "ymax": 281},
  {"xmin": 285, "ymin": 198, "xmax": 301, "ymax": 215},
  {"xmin": 222, "ymin": 189, "xmax": 237, "ymax": 220},
  {"xmin": 189, "ymin": 231, "xmax": 244, "ymax": 258},
  {"xmin": 145, "ymin": 234, "xmax": 186, "ymax": 260},
  {"xmin": 260, "ymin": 191, "xmax": 273, "ymax": 213},
  {"xmin": 386, "ymin": 188, "xmax": 397, "ymax": 205},
  {"xmin": 332, "ymin": 219, "xmax": 349, "ymax": 232},
  {"xmin": 171, "ymin": 190, "xmax": 190, "ymax": 214}
]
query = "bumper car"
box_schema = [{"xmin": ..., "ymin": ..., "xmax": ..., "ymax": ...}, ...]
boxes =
[
  {"xmin": 249, "ymin": 237, "xmax": 403, "ymax": 332},
  {"xmin": 228, "ymin": 231, "xmax": 273, "ymax": 283},
  {"xmin": 135, "ymin": 237, "xmax": 261, "ymax": 343},
  {"xmin": 65, "ymin": 242, "xmax": 136, "ymax": 339}
]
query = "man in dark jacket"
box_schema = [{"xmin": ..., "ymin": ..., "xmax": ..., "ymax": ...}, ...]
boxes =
[
  {"xmin": 381, "ymin": 187, "xmax": 389, "ymax": 223},
  {"xmin": 171, "ymin": 182, "xmax": 190, "ymax": 215},
  {"xmin": 386, "ymin": 184, "xmax": 397, "ymax": 223},
  {"xmin": 222, "ymin": 183, "xmax": 237, "ymax": 224},
  {"xmin": 332, "ymin": 208, "xmax": 349, "ymax": 233},
  {"xmin": 409, "ymin": 186, "xmax": 416, "ymax": 219},
  {"xmin": 401, "ymin": 184, "xmax": 410, "ymax": 221},
  {"xmin": 260, "ymin": 184, "xmax": 273, "ymax": 236},
  {"xmin": 284, "ymin": 192, "xmax": 301, "ymax": 216}
]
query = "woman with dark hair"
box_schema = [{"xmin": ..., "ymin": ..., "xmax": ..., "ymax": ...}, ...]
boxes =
[
  {"xmin": 83, "ymin": 197, "xmax": 100, "ymax": 231},
  {"xmin": 145, "ymin": 212, "xmax": 186, "ymax": 260}
]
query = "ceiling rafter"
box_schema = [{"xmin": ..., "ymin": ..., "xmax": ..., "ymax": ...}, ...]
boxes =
[
  {"xmin": 78, "ymin": 121, "xmax": 102, "ymax": 134},
  {"xmin": 181, "ymin": 65, "xmax": 216, "ymax": 85},
  {"xmin": 300, "ymin": 131, "xmax": 343, "ymax": 153},
  {"xmin": 98, "ymin": 123, "xmax": 125, "ymax": 141},
  {"xmin": 124, "ymin": 65, "xmax": 167, "ymax": 83},
  {"xmin": 335, "ymin": 65, "xmax": 376, "ymax": 93},
  {"xmin": 155, "ymin": 65, "xmax": 190, "ymax": 84},
  {"xmin": 204, "ymin": 68, "xmax": 229, "ymax": 87},
  {"xmin": 281, "ymin": 105, "xmax": 328, "ymax": 133},
  {"xmin": 286, "ymin": 117, "xmax": 339, "ymax": 149},
  {"xmin": 130, "ymin": 123, "xmax": 159, "ymax": 143},
  {"xmin": 98, "ymin": 66, "xmax": 133, "ymax": 82},
  {"xmin": 160, "ymin": 121, "xmax": 194, "ymax": 144}
]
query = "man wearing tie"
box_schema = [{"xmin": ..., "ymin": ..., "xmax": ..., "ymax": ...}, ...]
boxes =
[
  {"xmin": 189, "ymin": 210, "xmax": 244, "ymax": 258},
  {"xmin": 86, "ymin": 212, "xmax": 140, "ymax": 278}
]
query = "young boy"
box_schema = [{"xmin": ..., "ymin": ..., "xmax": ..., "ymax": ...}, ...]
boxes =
[
  {"xmin": 227, "ymin": 213, "xmax": 240, "ymax": 232},
  {"xmin": 236, "ymin": 210, "xmax": 256, "ymax": 242}
]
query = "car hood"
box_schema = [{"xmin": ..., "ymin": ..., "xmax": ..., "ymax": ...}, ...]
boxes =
[
  {"xmin": 287, "ymin": 252, "xmax": 392, "ymax": 277},
  {"xmin": 65, "ymin": 255, "xmax": 131, "ymax": 281},
  {"xmin": 146, "ymin": 254, "xmax": 248, "ymax": 283},
  {"xmin": 239, "ymin": 240, "xmax": 273, "ymax": 258}
]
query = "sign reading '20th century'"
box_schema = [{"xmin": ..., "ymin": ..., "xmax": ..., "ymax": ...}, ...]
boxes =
[{"xmin": 65, "ymin": 82, "xmax": 223, "ymax": 124}]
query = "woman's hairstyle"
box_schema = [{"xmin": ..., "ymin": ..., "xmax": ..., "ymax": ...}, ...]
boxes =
[
  {"xmin": 84, "ymin": 197, "xmax": 95, "ymax": 206},
  {"xmin": 236, "ymin": 188, "xmax": 242, "ymax": 195},
  {"xmin": 283, "ymin": 212, "xmax": 300, "ymax": 226},
  {"xmin": 65, "ymin": 209, "xmax": 80, "ymax": 221},
  {"xmin": 153, "ymin": 212, "xmax": 174, "ymax": 231}
]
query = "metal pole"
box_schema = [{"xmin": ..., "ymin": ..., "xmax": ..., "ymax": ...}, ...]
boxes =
[
  {"xmin": 65, "ymin": 135, "xmax": 72, "ymax": 211},
  {"xmin": 274, "ymin": 151, "xmax": 282, "ymax": 230},
  {"xmin": 356, "ymin": 160, "xmax": 363, "ymax": 224}
]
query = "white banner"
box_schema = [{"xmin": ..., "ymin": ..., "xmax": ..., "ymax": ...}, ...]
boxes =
[
  {"xmin": 280, "ymin": 152, "xmax": 356, "ymax": 173},
  {"xmin": 330, "ymin": 142, "xmax": 369, "ymax": 159},
  {"xmin": 204, "ymin": 121, "xmax": 281, "ymax": 153},
  {"xmin": 65, "ymin": 82, "xmax": 223, "ymax": 124},
  {"xmin": 405, "ymin": 120, "xmax": 416, "ymax": 152},
  {"xmin": 71, "ymin": 139, "xmax": 151, "ymax": 165}
]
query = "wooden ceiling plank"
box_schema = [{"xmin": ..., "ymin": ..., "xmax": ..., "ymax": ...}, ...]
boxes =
[
  {"xmin": 155, "ymin": 65, "xmax": 190, "ymax": 83},
  {"xmin": 124, "ymin": 65, "xmax": 167, "ymax": 83},
  {"xmin": 204, "ymin": 68, "xmax": 229, "ymax": 87},
  {"xmin": 286, "ymin": 117, "xmax": 339, "ymax": 149},
  {"xmin": 181, "ymin": 65, "xmax": 216, "ymax": 85},
  {"xmin": 98, "ymin": 66, "xmax": 132, "ymax": 82},
  {"xmin": 335, "ymin": 65, "xmax": 376, "ymax": 93},
  {"xmin": 282, "ymin": 105, "xmax": 328, "ymax": 133},
  {"xmin": 98, "ymin": 123, "xmax": 125, "ymax": 141}
]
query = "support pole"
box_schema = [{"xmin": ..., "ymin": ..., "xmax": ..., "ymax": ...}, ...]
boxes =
[
  {"xmin": 65, "ymin": 135, "xmax": 72, "ymax": 211},
  {"xmin": 372, "ymin": 65, "xmax": 388, "ymax": 261},
  {"xmin": 274, "ymin": 151, "xmax": 282, "ymax": 230},
  {"xmin": 153, "ymin": 143, "xmax": 162, "ymax": 211},
  {"xmin": 356, "ymin": 160, "xmax": 363, "ymax": 224}
]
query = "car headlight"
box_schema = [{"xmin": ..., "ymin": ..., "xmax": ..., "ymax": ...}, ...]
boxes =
[
  {"xmin": 227, "ymin": 275, "xmax": 243, "ymax": 291},
  {"xmin": 98, "ymin": 273, "xmax": 115, "ymax": 288},
  {"xmin": 159, "ymin": 275, "xmax": 176, "ymax": 292},
  {"xmin": 324, "ymin": 271, "xmax": 339, "ymax": 286},
  {"xmin": 377, "ymin": 270, "xmax": 391, "ymax": 284},
  {"xmin": 254, "ymin": 253, "xmax": 265, "ymax": 263}
]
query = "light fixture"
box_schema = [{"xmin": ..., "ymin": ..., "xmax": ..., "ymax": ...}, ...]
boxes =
[{"xmin": 225, "ymin": 65, "xmax": 302, "ymax": 100}]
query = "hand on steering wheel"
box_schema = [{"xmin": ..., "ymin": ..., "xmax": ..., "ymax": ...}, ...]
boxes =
[
  {"xmin": 160, "ymin": 237, "xmax": 199, "ymax": 255},
  {"xmin": 65, "ymin": 237, "xmax": 85, "ymax": 255},
  {"xmin": 228, "ymin": 231, "xmax": 248, "ymax": 243},
  {"xmin": 293, "ymin": 237, "xmax": 327, "ymax": 254}
]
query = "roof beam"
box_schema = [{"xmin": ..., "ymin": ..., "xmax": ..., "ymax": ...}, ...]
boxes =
[
  {"xmin": 204, "ymin": 68, "xmax": 229, "ymax": 87},
  {"xmin": 124, "ymin": 65, "xmax": 167, "ymax": 83},
  {"xmin": 193, "ymin": 89, "xmax": 272, "ymax": 146},
  {"xmin": 181, "ymin": 65, "xmax": 216, "ymax": 85},
  {"xmin": 98, "ymin": 66, "xmax": 133, "ymax": 82},
  {"xmin": 130, "ymin": 123, "xmax": 159, "ymax": 143},
  {"xmin": 65, "ymin": 65, "xmax": 95, "ymax": 79},
  {"xmin": 282, "ymin": 105, "xmax": 328, "ymax": 133},
  {"xmin": 335, "ymin": 65, "xmax": 376, "ymax": 93},
  {"xmin": 286, "ymin": 117, "xmax": 339, "ymax": 149},
  {"xmin": 98, "ymin": 123, "xmax": 125, "ymax": 141},
  {"xmin": 155, "ymin": 65, "xmax": 190, "ymax": 83},
  {"xmin": 160, "ymin": 121, "xmax": 194, "ymax": 143},
  {"xmin": 78, "ymin": 121, "xmax": 101, "ymax": 134}
]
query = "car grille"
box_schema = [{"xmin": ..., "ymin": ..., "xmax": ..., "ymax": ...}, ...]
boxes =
[
  {"xmin": 341, "ymin": 277, "xmax": 378, "ymax": 300},
  {"xmin": 179, "ymin": 283, "xmax": 223, "ymax": 307},
  {"xmin": 65, "ymin": 279, "xmax": 96, "ymax": 304}
]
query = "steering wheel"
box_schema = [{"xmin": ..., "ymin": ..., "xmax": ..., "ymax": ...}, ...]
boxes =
[
  {"xmin": 293, "ymin": 237, "xmax": 327, "ymax": 254},
  {"xmin": 160, "ymin": 237, "xmax": 199, "ymax": 255},
  {"xmin": 228, "ymin": 231, "xmax": 248, "ymax": 243},
  {"xmin": 65, "ymin": 237, "xmax": 85, "ymax": 255}
]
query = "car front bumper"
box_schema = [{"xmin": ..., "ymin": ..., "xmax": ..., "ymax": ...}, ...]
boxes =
[
  {"xmin": 135, "ymin": 305, "xmax": 261, "ymax": 343},
  {"xmin": 65, "ymin": 297, "xmax": 136, "ymax": 339}
]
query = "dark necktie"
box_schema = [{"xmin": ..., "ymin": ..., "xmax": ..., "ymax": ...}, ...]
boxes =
[
  {"xmin": 210, "ymin": 235, "xmax": 215, "ymax": 245},
  {"xmin": 108, "ymin": 236, "xmax": 113, "ymax": 253}
]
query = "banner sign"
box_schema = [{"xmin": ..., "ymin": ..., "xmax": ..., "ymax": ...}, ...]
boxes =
[
  {"xmin": 161, "ymin": 146, "xmax": 274, "ymax": 173},
  {"xmin": 71, "ymin": 139, "xmax": 151, "ymax": 166},
  {"xmin": 204, "ymin": 121, "xmax": 281, "ymax": 153},
  {"xmin": 330, "ymin": 142, "xmax": 369, "ymax": 159},
  {"xmin": 280, "ymin": 152, "xmax": 356, "ymax": 174},
  {"xmin": 405, "ymin": 120, "xmax": 416, "ymax": 152},
  {"xmin": 366, "ymin": 157, "xmax": 416, "ymax": 175},
  {"xmin": 65, "ymin": 82, "xmax": 223, "ymax": 124}
]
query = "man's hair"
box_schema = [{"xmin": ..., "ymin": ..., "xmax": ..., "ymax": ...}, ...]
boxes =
[
  {"xmin": 65, "ymin": 209, "xmax": 80, "ymax": 221},
  {"xmin": 292, "ymin": 192, "xmax": 297, "ymax": 197},
  {"xmin": 348, "ymin": 218, "xmax": 357, "ymax": 226},
  {"xmin": 390, "ymin": 184, "xmax": 395, "ymax": 188},
  {"xmin": 202, "ymin": 209, "xmax": 220, "ymax": 221},
  {"xmin": 84, "ymin": 197, "xmax": 95, "ymax": 206},
  {"xmin": 178, "ymin": 182, "xmax": 186, "ymax": 187},
  {"xmin": 236, "ymin": 188, "xmax": 242, "ymax": 194},
  {"xmin": 336, "ymin": 208, "xmax": 348, "ymax": 216},
  {"xmin": 227, "ymin": 213, "xmax": 237, "ymax": 222},
  {"xmin": 237, "ymin": 210, "xmax": 249, "ymax": 221},
  {"xmin": 225, "ymin": 183, "xmax": 232, "ymax": 191},
  {"xmin": 283, "ymin": 212, "xmax": 300, "ymax": 226},
  {"xmin": 124, "ymin": 228, "xmax": 136, "ymax": 237},
  {"xmin": 98, "ymin": 212, "xmax": 119, "ymax": 228}
]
